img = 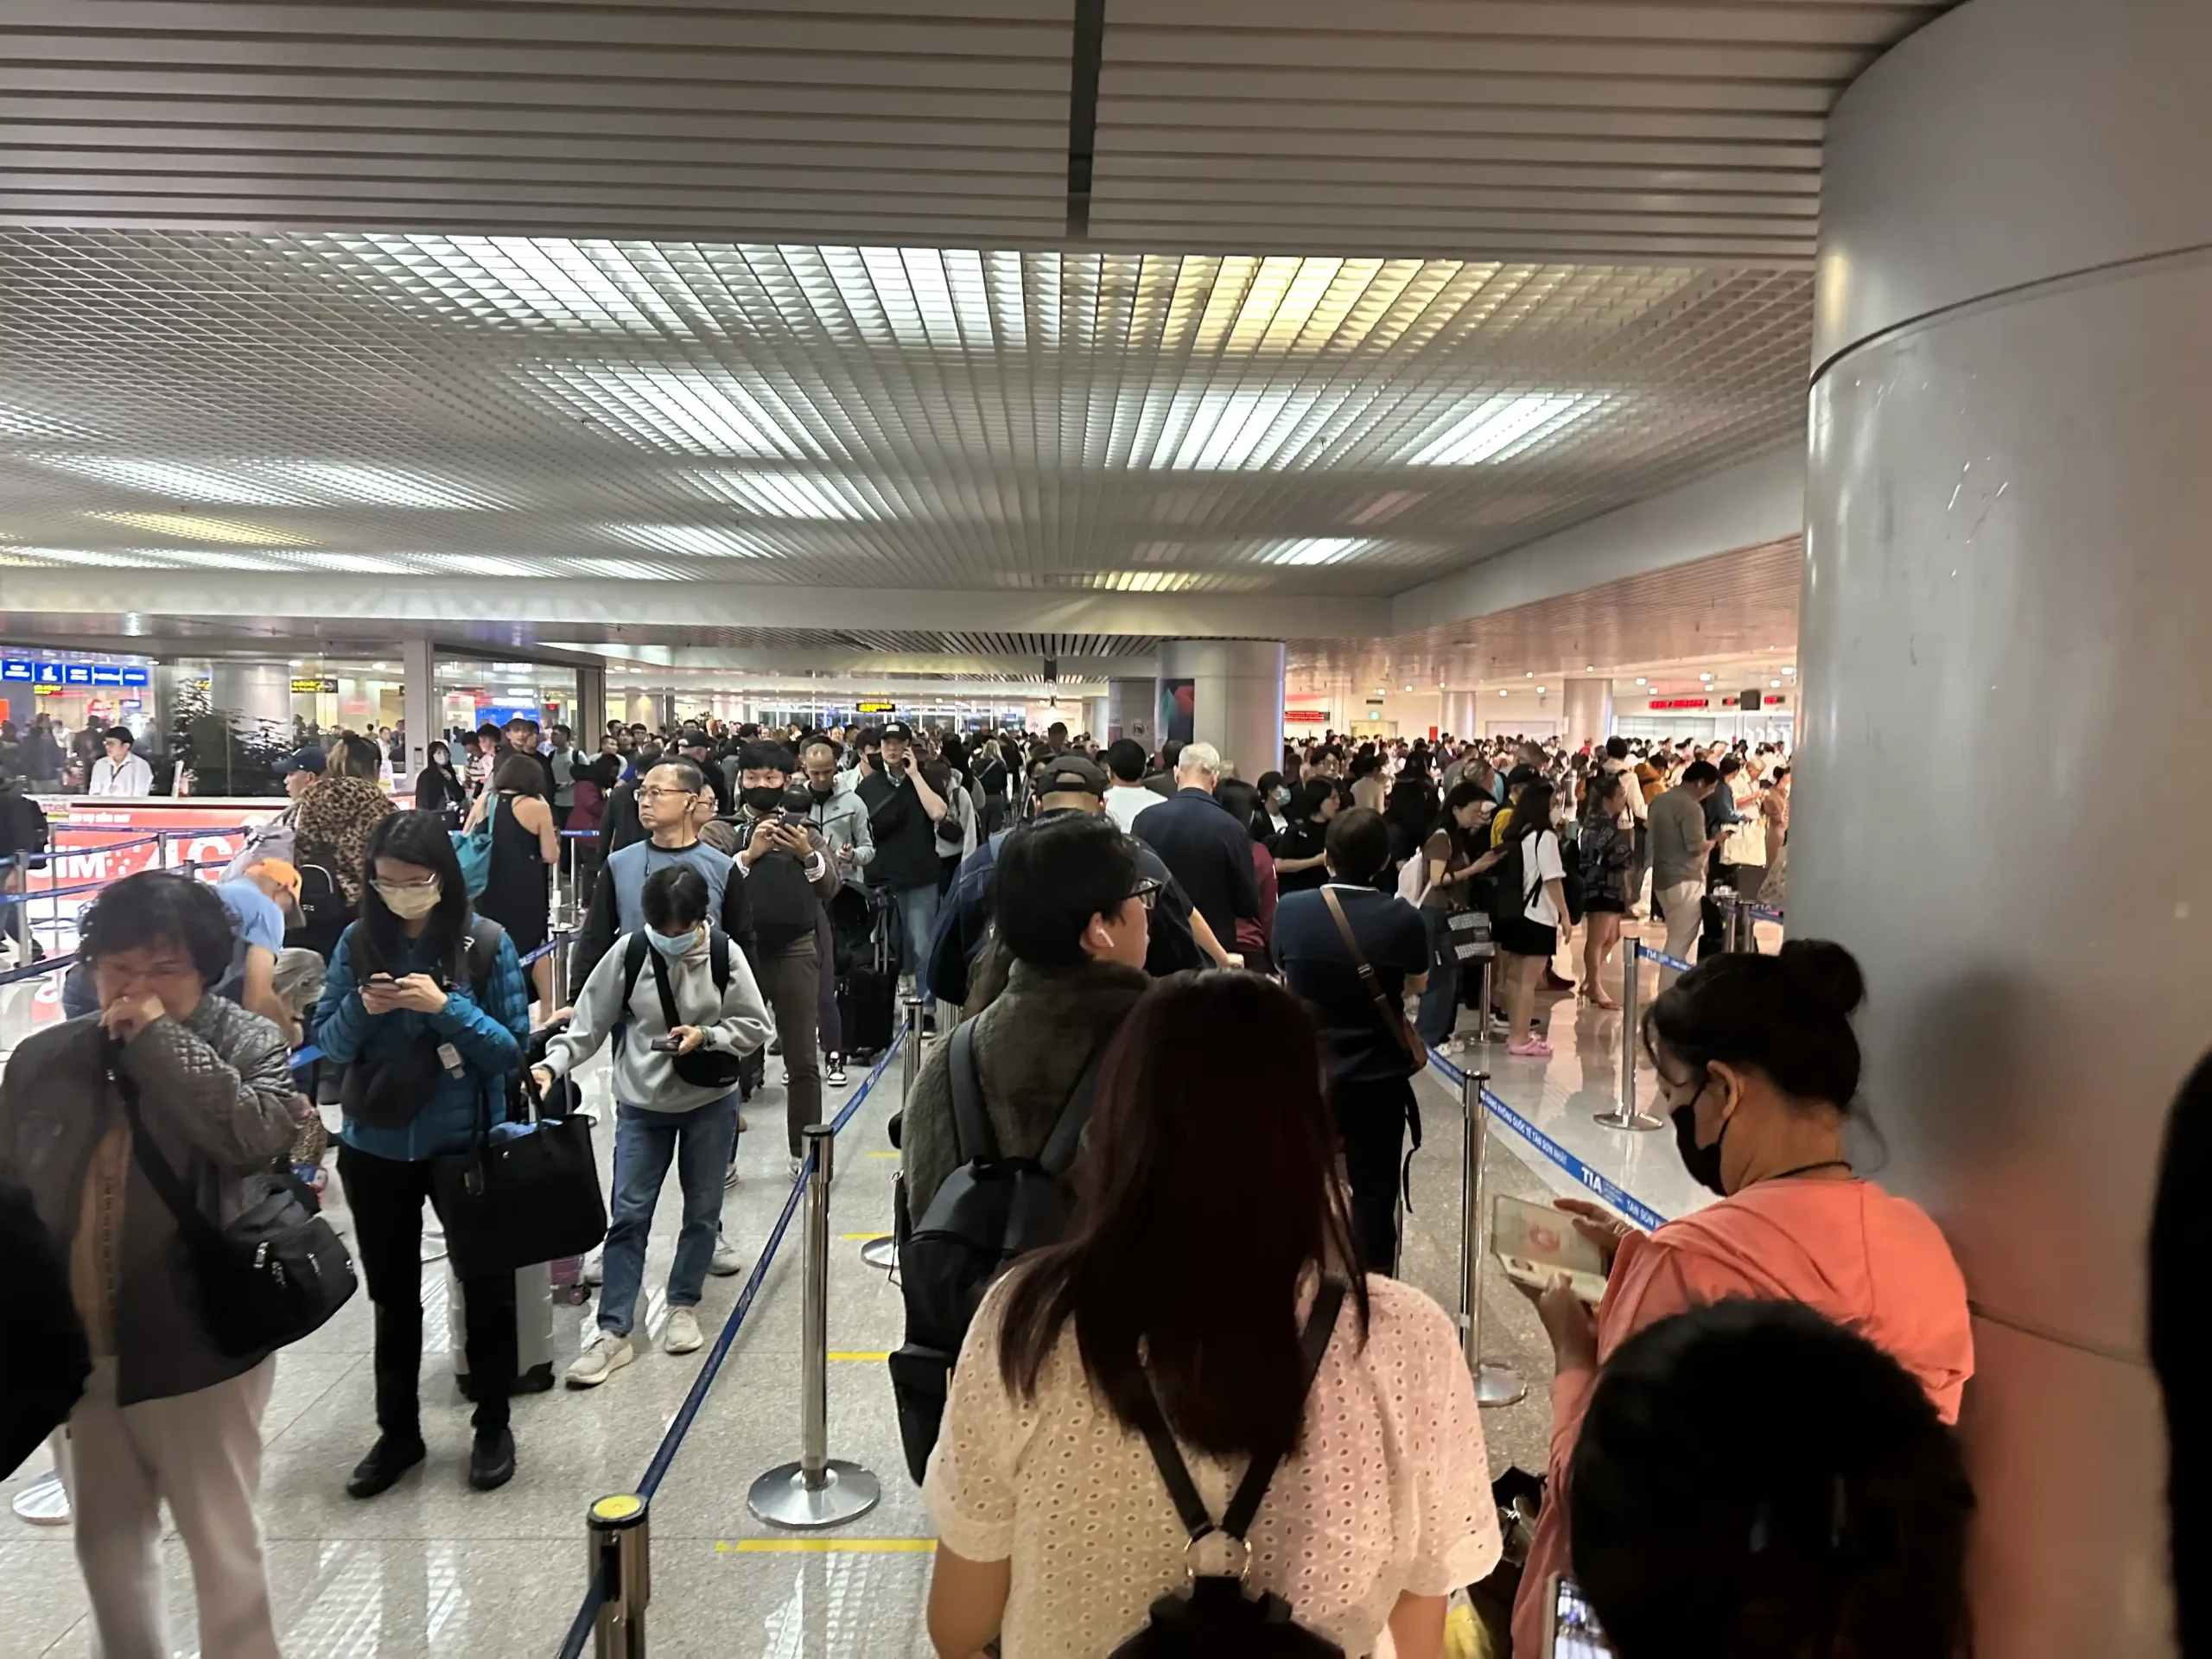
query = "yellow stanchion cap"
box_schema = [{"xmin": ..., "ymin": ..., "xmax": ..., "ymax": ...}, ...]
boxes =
[{"xmin": 591, "ymin": 1494, "xmax": 645, "ymax": 1526}]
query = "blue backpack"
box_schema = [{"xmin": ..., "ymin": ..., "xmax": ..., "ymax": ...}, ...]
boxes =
[{"xmin": 452, "ymin": 795, "xmax": 496, "ymax": 899}]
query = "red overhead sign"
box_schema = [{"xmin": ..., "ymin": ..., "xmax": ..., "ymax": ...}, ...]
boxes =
[
  {"xmin": 1649, "ymin": 696, "xmax": 1711, "ymax": 710},
  {"xmin": 1284, "ymin": 709, "xmax": 1330, "ymax": 723}
]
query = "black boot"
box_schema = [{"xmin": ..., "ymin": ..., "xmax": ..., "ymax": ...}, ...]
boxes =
[
  {"xmin": 469, "ymin": 1425, "xmax": 517, "ymax": 1491},
  {"xmin": 346, "ymin": 1433, "xmax": 426, "ymax": 1499}
]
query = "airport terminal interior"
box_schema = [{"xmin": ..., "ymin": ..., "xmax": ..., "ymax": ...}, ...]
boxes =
[{"xmin": 0, "ymin": 1, "xmax": 2205, "ymax": 1656}]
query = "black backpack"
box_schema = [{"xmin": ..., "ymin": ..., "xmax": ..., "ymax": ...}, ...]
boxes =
[
  {"xmin": 888, "ymin": 1018, "xmax": 1107, "ymax": 1482},
  {"xmin": 616, "ymin": 928, "xmax": 746, "ymax": 1090},
  {"xmin": 1108, "ymin": 1279, "xmax": 1349, "ymax": 1659}
]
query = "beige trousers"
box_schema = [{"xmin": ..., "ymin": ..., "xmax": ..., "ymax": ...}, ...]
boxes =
[{"xmin": 53, "ymin": 1355, "xmax": 280, "ymax": 1659}]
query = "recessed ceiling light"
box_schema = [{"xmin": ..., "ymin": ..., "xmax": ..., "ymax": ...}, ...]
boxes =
[
  {"xmin": 1636, "ymin": 677, "xmax": 1648, "ymax": 685},
  {"xmin": 1536, "ymin": 685, "xmax": 1547, "ymax": 694},
  {"xmin": 1770, "ymin": 679, "xmax": 1782, "ymax": 688},
  {"xmin": 1585, "ymin": 664, "xmax": 1595, "ymax": 672},
  {"xmin": 1524, "ymin": 671, "xmax": 1534, "ymax": 679},
  {"xmin": 1782, "ymin": 666, "xmax": 1796, "ymax": 676},
  {"xmin": 1700, "ymin": 672, "xmax": 1713, "ymax": 682},
  {"xmin": 1498, "ymin": 690, "xmax": 1509, "ymax": 697}
]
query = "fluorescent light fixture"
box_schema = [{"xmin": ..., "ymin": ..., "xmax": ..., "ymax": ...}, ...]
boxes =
[
  {"xmin": 275, "ymin": 462, "xmax": 495, "ymax": 510},
  {"xmin": 292, "ymin": 552, "xmax": 415, "ymax": 575},
  {"xmin": 1409, "ymin": 393, "xmax": 1590, "ymax": 466},
  {"xmin": 526, "ymin": 362, "xmax": 815, "ymax": 460},
  {"xmin": 606, "ymin": 524, "xmax": 774, "ymax": 559},
  {"xmin": 2, "ymin": 545, "xmax": 180, "ymax": 569},
  {"xmin": 683, "ymin": 469, "xmax": 866, "ymax": 520},
  {"xmin": 132, "ymin": 547, "xmax": 293, "ymax": 572},
  {"xmin": 88, "ymin": 510, "xmax": 315, "ymax": 546},
  {"xmin": 569, "ymin": 556, "xmax": 685, "ymax": 580},
  {"xmin": 1162, "ymin": 386, "xmax": 1300, "ymax": 471},
  {"xmin": 1257, "ymin": 538, "xmax": 1369, "ymax": 566},
  {"xmin": 438, "ymin": 555, "xmax": 538, "ymax": 577},
  {"xmin": 40, "ymin": 455, "xmax": 306, "ymax": 505},
  {"xmin": 0, "ymin": 403, "xmax": 89, "ymax": 439}
]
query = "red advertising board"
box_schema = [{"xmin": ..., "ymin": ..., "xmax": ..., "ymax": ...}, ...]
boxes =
[
  {"xmin": 1648, "ymin": 696, "xmax": 1712, "ymax": 710},
  {"xmin": 1284, "ymin": 709, "xmax": 1330, "ymax": 723}
]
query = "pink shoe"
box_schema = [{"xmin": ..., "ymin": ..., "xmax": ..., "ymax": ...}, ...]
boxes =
[{"xmin": 1506, "ymin": 1038, "xmax": 1553, "ymax": 1058}]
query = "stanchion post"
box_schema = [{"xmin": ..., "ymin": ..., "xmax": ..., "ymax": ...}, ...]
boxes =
[
  {"xmin": 1593, "ymin": 943, "xmax": 1662, "ymax": 1131},
  {"xmin": 1472, "ymin": 955, "xmax": 1495, "ymax": 1049},
  {"xmin": 588, "ymin": 1493, "xmax": 651, "ymax": 1659},
  {"xmin": 747, "ymin": 1125, "xmax": 881, "ymax": 1529},
  {"xmin": 1463, "ymin": 1069, "xmax": 1527, "ymax": 1408},
  {"xmin": 899, "ymin": 995, "xmax": 927, "ymax": 1102}
]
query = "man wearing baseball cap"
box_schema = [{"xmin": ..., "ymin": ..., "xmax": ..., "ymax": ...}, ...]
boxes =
[
  {"xmin": 852, "ymin": 721, "xmax": 950, "ymax": 990},
  {"xmin": 925, "ymin": 749, "xmax": 1219, "ymax": 1010}
]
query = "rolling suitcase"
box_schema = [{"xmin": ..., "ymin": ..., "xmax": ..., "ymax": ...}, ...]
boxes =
[
  {"xmin": 837, "ymin": 890, "xmax": 900, "ymax": 1059},
  {"xmin": 448, "ymin": 1261, "xmax": 556, "ymax": 1400}
]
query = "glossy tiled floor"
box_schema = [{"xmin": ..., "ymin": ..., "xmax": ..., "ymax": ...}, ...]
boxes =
[{"xmin": 1, "ymin": 922, "xmax": 1732, "ymax": 1656}]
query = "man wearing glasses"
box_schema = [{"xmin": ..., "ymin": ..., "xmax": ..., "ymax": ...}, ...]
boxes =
[{"xmin": 569, "ymin": 759, "xmax": 756, "ymax": 992}]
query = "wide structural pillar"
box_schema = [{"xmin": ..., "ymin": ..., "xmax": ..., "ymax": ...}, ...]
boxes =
[
  {"xmin": 1441, "ymin": 690, "xmax": 1481, "ymax": 743},
  {"xmin": 1156, "ymin": 640, "xmax": 1282, "ymax": 783},
  {"xmin": 207, "ymin": 661, "xmax": 292, "ymax": 740},
  {"xmin": 1561, "ymin": 678, "xmax": 1611, "ymax": 752},
  {"xmin": 399, "ymin": 636, "xmax": 437, "ymax": 786},
  {"xmin": 1106, "ymin": 677, "xmax": 1154, "ymax": 749},
  {"xmin": 575, "ymin": 664, "xmax": 607, "ymax": 749},
  {"xmin": 1799, "ymin": 4, "xmax": 2211, "ymax": 1654}
]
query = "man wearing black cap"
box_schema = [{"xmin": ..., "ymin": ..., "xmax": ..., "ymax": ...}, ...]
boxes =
[
  {"xmin": 677, "ymin": 727, "xmax": 735, "ymax": 818},
  {"xmin": 925, "ymin": 751, "xmax": 1217, "ymax": 1010},
  {"xmin": 734, "ymin": 742, "xmax": 841, "ymax": 1171},
  {"xmin": 852, "ymin": 721, "xmax": 948, "ymax": 990}
]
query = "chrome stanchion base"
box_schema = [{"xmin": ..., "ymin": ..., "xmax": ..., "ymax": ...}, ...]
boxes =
[
  {"xmin": 12, "ymin": 1470, "xmax": 70, "ymax": 1525},
  {"xmin": 747, "ymin": 1461, "xmax": 881, "ymax": 1530},
  {"xmin": 1474, "ymin": 1363, "xmax": 1529, "ymax": 1409},
  {"xmin": 1592, "ymin": 1105, "xmax": 1665, "ymax": 1132},
  {"xmin": 859, "ymin": 1236, "xmax": 896, "ymax": 1269}
]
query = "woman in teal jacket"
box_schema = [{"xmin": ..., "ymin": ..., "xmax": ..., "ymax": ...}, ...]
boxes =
[{"xmin": 312, "ymin": 810, "xmax": 531, "ymax": 1499}]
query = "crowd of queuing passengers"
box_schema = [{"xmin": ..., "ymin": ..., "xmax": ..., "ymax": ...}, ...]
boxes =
[{"xmin": 27, "ymin": 707, "xmax": 2212, "ymax": 1659}]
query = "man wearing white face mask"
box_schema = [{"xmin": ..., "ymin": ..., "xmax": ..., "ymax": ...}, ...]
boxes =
[{"xmin": 536, "ymin": 864, "xmax": 772, "ymax": 1385}]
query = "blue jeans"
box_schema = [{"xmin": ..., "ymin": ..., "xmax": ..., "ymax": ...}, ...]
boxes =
[
  {"xmin": 597, "ymin": 1094, "xmax": 738, "ymax": 1336},
  {"xmin": 1415, "ymin": 906, "xmax": 1461, "ymax": 1047},
  {"xmin": 893, "ymin": 882, "xmax": 940, "ymax": 983}
]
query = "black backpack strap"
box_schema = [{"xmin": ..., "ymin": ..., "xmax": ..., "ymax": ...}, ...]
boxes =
[
  {"xmin": 1132, "ymin": 1277, "xmax": 1348, "ymax": 1547},
  {"xmin": 106, "ymin": 1046, "xmax": 222, "ymax": 1254},
  {"xmin": 645, "ymin": 938, "xmax": 686, "ymax": 1033},
  {"xmin": 1037, "ymin": 1037, "xmax": 1110, "ymax": 1178},
  {"xmin": 945, "ymin": 1018, "xmax": 997, "ymax": 1164},
  {"xmin": 709, "ymin": 928, "xmax": 731, "ymax": 996},
  {"xmin": 461, "ymin": 916, "xmax": 504, "ymax": 991},
  {"xmin": 615, "ymin": 931, "xmax": 651, "ymax": 1051}
]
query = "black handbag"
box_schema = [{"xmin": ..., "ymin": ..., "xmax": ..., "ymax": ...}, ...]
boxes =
[
  {"xmin": 110, "ymin": 1050, "xmax": 357, "ymax": 1359},
  {"xmin": 429, "ymin": 1067, "xmax": 607, "ymax": 1279},
  {"xmin": 1108, "ymin": 1279, "xmax": 1348, "ymax": 1659}
]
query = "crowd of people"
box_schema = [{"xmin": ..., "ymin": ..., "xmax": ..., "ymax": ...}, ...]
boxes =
[{"xmin": 0, "ymin": 703, "xmax": 2120, "ymax": 1659}]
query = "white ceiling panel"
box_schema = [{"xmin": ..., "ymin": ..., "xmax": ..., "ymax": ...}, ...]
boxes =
[{"xmin": 0, "ymin": 232, "xmax": 1810, "ymax": 604}]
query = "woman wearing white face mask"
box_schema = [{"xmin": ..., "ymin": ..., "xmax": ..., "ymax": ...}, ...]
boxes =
[
  {"xmin": 534, "ymin": 865, "xmax": 772, "ymax": 1387},
  {"xmin": 310, "ymin": 810, "xmax": 531, "ymax": 1500}
]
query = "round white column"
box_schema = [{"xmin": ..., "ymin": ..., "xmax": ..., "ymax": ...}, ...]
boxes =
[
  {"xmin": 1107, "ymin": 677, "xmax": 1156, "ymax": 749},
  {"xmin": 1440, "ymin": 690, "xmax": 1481, "ymax": 744},
  {"xmin": 1560, "ymin": 678, "xmax": 1612, "ymax": 752},
  {"xmin": 1801, "ymin": 5, "xmax": 2212, "ymax": 1652},
  {"xmin": 1156, "ymin": 639, "xmax": 1284, "ymax": 783},
  {"xmin": 208, "ymin": 661, "xmax": 294, "ymax": 738}
]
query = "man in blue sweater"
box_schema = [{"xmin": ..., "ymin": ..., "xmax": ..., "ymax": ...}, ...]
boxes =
[{"xmin": 569, "ymin": 759, "xmax": 756, "ymax": 988}]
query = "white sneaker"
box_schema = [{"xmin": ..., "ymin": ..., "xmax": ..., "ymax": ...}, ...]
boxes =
[
  {"xmin": 789, "ymin": 1155, "xmax": 807, "ymax": 1181},
  {"xmin": 823, "ymin": 1053, "xmax": 849, "ymax": 1088},
  {"xmin": 709, "ymin": 1236, "xmax": 745, "ymax": 1277},
  {"xmin": 565, "ymin": 1332, "xmax": 634, "ymax": 1388},
  {"xmin": 582, "ymin": 1253, "xmax": 603, "ymax": 1287},
  {"xmin": 664, "ymin": 1307, "xmax": 703, "ymax": 1354}
]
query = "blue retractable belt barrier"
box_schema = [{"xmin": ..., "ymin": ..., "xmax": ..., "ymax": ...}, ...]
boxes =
[
  {"xmin": 1426, "ymin": 1047, "xmax": 1671, "ymax": 1234},
  {"xmin": 1636, "ymin": 944, "xmax": 1698, "ymax": 976},
  {"xmin": 552, "ymin": 1032, "xmax": 907, "ymax": 1659},
  {"xmin": 0, "ymin": 951, "xmax": 76, "ymax": 988}
]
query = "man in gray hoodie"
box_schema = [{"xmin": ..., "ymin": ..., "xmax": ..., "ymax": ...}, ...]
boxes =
[{"xmin": 535, "ymin": 864, "xmax": 772, "ymax": 1386}]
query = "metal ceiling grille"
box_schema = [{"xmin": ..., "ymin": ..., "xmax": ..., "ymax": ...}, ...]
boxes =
[
  {"xmin": 0, "ymin": 0, "xmax": 1951, "ymax": 263},
  {"xmin": 0, "ymin": 231, "xmax": 1810, "ymax": 600}
]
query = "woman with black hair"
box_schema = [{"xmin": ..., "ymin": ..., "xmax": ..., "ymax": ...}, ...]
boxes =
[
  {"xmin": 1212, "ymin": 777, "xmax": 1277, "ymax": 959},
  {"xmin": 1508, "ymin": 940, "xmax": 1974, "ymax": 1656},
  {"xmin": 925, "ymin": 972, "xmax": 1499, "ymax": 1658},
  {"xmin": 467, "ymin": 751, "xmax": 560, "ymax": 1010},
  {"xmin": 0, "ymin": 871, "xmax": 296, "ymax": 1658},
  {"xmin": 1268, "ymin": 776, "xmax": 1340, "ymax": 895},
  {"xmin": 1577, "ymin": 771, "xmax": 1636, "ymax": 1010},
  {"xmin": 1414, "ymin": 779, "xmax": 1505, "ymax": 1048},
  {"xmin": 1569, "ymin": 1300, "xmax": 1974, "ymax": 1659},
  {"xmin": 311, "ymin": 810, "xmax": 532, "ymax": 1500},
  {"xmin": 1381, "ymin": 773, "xmax": 1440, "ymax": 891},
  {"xmin": 1498, "ymin": 779, "xmax": 1571, "ymax": 1057},
  {"xmin": 1254, "ymin": 769, "xmax": 1290, "ymax": 836},
  {"xmin": 413, "ymin": 740, "xmax": 468, "ymax": 828}
]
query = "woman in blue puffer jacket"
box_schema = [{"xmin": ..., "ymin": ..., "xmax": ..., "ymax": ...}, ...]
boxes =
[{"xmin": 311, "ymin": 810, "xmax": 531, "ymax": 1500}]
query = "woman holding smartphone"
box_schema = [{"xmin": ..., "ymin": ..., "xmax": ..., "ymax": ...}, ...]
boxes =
[
  {"xmin": 312, "ymin": 810, "xmax": 531, "ymax": 1500},
  {"xmin": 1507, "ymin": 941, "xmax": 1974, "ymax": 1657}
]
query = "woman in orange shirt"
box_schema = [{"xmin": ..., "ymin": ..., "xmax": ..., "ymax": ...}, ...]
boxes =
[{"xmin": 1510, "ymin": 940, "xmax": 1974, "ymax": 1656}]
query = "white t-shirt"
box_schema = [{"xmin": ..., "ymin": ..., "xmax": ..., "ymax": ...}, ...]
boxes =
[
  {"xmin": 1521, "ymin": 828, "xmax": 1567, "ymax": 927},
  {"xmin": 926, "ymin": 1272, "xmax": 1502, "ymax": 1658},
  {"xmin": 1102, "ymin": 783, "xmax": 1159, "ymax": 832},
  {"xmin": 87, "ymin": 753, "xmax": 153, "ymax": 797}
]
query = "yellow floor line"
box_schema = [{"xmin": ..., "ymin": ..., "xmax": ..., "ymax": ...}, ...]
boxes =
[
  {"xmin": 839, "ymin": 1232, "xmax": 889, "ymax": 1241},
  {"xmin": 866, "ymin": 1150, "xmax": 900, "ymax": 1160},
  {"xmin": 827, "ymin": 1351, "xmax": 890, "ymax": 1362},
  {"xmin": 719, "ymin": 1539, "xmax": 936, "ymax": 1554}
]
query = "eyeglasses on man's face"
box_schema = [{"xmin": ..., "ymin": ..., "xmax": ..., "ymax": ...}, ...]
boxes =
[
  {"xmin": 637, "ymin": 785, "xmax": 696, "ymax": 803},
  {"xmin": 1128, "ymin": 877, "xmax": 1164, "ymax": 912}
]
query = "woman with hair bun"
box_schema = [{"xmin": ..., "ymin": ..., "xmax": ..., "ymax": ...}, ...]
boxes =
[{"xmin": 1509, "ymin": 938, "xmax": 1975, "ymax": 1656}]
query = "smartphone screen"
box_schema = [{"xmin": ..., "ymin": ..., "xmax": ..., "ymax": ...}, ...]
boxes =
[{"xmin": 1548, "ymin": 1575, "xmax": 1612, "ymax": 1659}]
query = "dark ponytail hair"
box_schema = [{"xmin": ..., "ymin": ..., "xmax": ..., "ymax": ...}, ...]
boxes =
[{"xmin": 1643, "ymin": 939, "xmax": 1868, "ymax": 1109}]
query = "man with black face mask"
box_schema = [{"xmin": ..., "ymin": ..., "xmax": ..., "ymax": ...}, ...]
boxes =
[
  {"xmin": 799, "ymin": 737, "xmax": 872, "ymax": 1085},
  {"xmin": 734, "ymin": 743, "xmax": 841, "ymax": 1171}
]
